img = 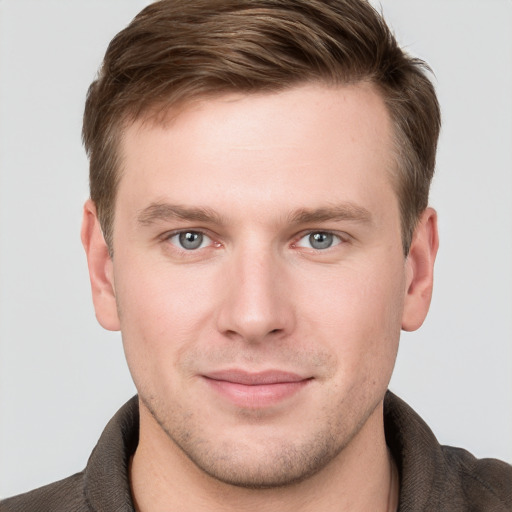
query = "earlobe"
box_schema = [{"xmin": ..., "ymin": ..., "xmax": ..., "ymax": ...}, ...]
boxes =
[
  {"xmin": 401, "ymin": 207, "xmax": 439, "ymax": 332},
  {"xmin": 81, "ymin": 199, "xmax": 121, "ymax": 331}
]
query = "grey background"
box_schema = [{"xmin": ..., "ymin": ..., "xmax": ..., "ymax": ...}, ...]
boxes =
[{"xmin": 1, "ymin": 0, "xmax": 511, "ymax": 499}]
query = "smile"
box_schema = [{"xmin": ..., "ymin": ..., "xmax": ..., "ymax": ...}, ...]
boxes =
[{"xmin": 202, "ymin": 370, "xmax": 312, "ymax": 408}]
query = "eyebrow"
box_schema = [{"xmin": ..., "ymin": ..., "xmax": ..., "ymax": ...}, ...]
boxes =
[
  {"xmin": 137, "ymin": 203, "xmax": 225, "ymax": 226},
  {"xmin": 288, "ymin": 204, "xmax": 373, "ymax": 225},
  {"xmin": 137, "ymin": 201, "xmax": 373, "ymax": 228}
]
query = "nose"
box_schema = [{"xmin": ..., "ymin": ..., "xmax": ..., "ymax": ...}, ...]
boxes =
[{"xmin": 216, "ymin": 246, "xmax": 295, "ymax": 344}]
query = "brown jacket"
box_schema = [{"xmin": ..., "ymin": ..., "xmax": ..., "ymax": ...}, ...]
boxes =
[{"xmin": 2, "ymin": 392, "xmax": 511, "ymax": 511}]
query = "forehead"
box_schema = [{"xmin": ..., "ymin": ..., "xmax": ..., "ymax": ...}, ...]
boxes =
[{"xmin": 117, "ymin": 83, "xmax": 397, "ymax": 220}]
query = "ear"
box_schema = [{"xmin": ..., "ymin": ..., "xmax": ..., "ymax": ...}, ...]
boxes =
[
  {"xmin": 402, "ymin": 207, "xmax": 439, "ymax": 331},
  {"xmin": 81, "ymin": 199, "xmax": 120, "ymax": 331}
]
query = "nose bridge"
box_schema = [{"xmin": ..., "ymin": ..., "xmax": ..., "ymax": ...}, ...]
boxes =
[{"xmin": 217, "ymin": 240, "xmax": 293, "ymax": 342}]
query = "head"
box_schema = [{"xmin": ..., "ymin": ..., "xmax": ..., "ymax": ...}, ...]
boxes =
[
  {"xmin": 82, "ymin": 0, "xmax": 440, "ymax": 256},
  {"xmin": 81, "ymin": 0, "xmax": 440, "ymax": 492}
]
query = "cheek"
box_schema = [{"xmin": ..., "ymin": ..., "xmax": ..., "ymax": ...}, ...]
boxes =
[
  {"xmin": 297, "ymin": 261, "xmax": 404, "ymax": 372},
  {"xmin": 116, "ymin": 252, "xmax": 217, "ymax": 327},
  {"xmin": 113, "ymin": 259, "xmax": 219, "ymax": 380}
]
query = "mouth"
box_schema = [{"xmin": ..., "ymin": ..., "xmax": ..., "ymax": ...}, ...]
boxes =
[{"xmin": 201, "ymin": 369, "xmax": 312, "ymax": 408}]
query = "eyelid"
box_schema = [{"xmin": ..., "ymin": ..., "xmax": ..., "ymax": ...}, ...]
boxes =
[
  {"xmin": 292, "ymin": 230, "xmax": 349, "ymax": 250},
  {"xmin": 161, "ymin": 228, "xmax": 219, "ymax": 250},
  {"xmin": 158, "ymin": 227, "xmax": 350, "ymax": 253}
]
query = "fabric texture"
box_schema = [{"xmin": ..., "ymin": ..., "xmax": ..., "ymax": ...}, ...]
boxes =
[{"xmin": 2, "ymin": 392, "xmax": 511, "ymax": 511}]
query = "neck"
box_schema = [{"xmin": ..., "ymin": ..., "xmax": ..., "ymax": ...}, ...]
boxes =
[{"xmin": 130, "ymin": 400, "xmax": 398, "ymax": 512}]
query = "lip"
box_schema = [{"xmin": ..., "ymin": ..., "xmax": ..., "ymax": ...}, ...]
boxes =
[{"xmin": 202, "ymin": 370, "xmax": 312, "ymax": 408}]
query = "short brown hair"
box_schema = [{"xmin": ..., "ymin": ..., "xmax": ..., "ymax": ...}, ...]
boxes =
[{"xmin": 83, "ymin": 0, "xmax": 440, "ymax": 254}]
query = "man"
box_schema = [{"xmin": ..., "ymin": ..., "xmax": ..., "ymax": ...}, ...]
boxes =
[{"xmin": 2, "ymin": 0, "xmax": 511, "ymax": 510}]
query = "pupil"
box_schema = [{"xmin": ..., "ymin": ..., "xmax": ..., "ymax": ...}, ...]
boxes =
[
  {"xmin": 179, "ymin": 231, "xmax": 202, "ymax": 249},
  {"xmin": 310, "ymin": 232, "xmax": 333, "ymax": 250}
]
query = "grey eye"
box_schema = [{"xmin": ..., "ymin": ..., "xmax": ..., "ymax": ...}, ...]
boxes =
[
  {"xmin": 176, "ymin": 231, "xmax": 206, "ymax": 250},
  {"xmin": 309, "ymin": 232, "xmax": 334, "ymax": 249},
  {"xmin": 295, "ymin": 231, "xmax": 342, "ymax": 250}
]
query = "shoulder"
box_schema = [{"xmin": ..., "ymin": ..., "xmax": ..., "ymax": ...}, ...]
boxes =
[
  {"xmin": 384, "ymin": 392, "xmax": 512, "ymax": 511},
  {"xmin": 0, "ymin": 472, "xmax": 88, "ymax": 512},
  {"xmin": 441, "ymin": 445, "xmax": 512, "ymax": 511},
  {"xmin": 1, "ymin": 397, "xmax": 139, "ymax": 512}
]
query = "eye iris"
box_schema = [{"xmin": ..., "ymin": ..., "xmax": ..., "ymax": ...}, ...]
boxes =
[
  {"xmin": 309, "ymin": 232, "xmax": 333, "ymax": 250},
  {"xmin": 179, "ymin": 231, "xmax": 203, "ymax": 250}
]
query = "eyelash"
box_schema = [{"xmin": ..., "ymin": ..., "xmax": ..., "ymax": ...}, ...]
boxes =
[
  {"xmin": 292, "ymin": 231, "xmax": 347, "ymax": 251},
  {"xmin": 162, "ymin": 229, "xmax": 349, "ymax": 253},
  {"xmin": 163, "ymin": 230, "xmax": 218, "ymax": 252}
]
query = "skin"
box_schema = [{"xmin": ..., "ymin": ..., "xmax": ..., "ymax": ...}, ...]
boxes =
[{"xmin": 82, "ymin": 83, "xmax": 438, "ymax": 511}]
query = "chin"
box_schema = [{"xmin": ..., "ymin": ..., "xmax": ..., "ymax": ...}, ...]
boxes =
[
  {"xmin": 179, "ymin": 434, "xmax": 345, "ymax": 489},
  {"xmin": 149, "ymin": 404, "xmax": 350, "ymax": 489}
]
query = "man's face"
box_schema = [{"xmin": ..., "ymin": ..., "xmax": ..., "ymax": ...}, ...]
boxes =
[{"xmin": 89, "ymin": 83, "xmax": 427, "ymax": 487}]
